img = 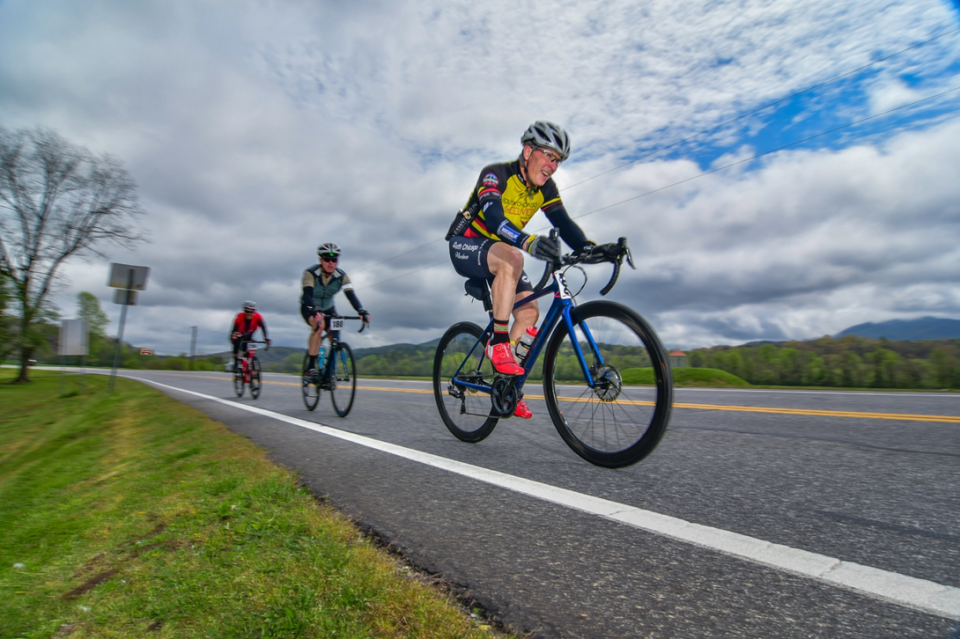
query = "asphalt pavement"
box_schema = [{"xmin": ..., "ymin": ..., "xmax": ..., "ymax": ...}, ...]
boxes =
[{"xmin": 110, "ymin": 369, "xmax": 960, "ymax": 638}]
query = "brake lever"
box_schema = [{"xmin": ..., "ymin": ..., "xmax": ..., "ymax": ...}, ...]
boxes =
[{"xmin": 621, "ymin": 237, "xmax": 636, "ymax": 270}]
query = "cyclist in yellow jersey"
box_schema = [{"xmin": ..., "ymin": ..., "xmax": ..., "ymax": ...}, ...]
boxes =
[{"xmin": 448, "ymin": 121, "xmax": 597, "ymax": 419}]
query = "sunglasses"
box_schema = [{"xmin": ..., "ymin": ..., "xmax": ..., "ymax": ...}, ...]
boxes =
[
  {"xmin": 321, "ymin": 256, "xmax": 339, "ymax": 263},
  {"xmin": 535, "ymin": 147, "xmax": 564, "ymax": 165}
]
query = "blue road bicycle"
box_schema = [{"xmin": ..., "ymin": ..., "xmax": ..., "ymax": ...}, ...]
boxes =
[
  {"xmin": 433, "ymin": 231, "xmax": 673, "ymax": 468},
  {"xmin": 302, "ymin": 314, "xmax": 366, "ymax": 416}
]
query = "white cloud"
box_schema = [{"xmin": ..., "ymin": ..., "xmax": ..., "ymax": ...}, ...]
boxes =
[{"xmin": 2, "ymin": 0, "xmax": 959, "ymax": 354}]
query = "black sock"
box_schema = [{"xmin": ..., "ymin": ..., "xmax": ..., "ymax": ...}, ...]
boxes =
[
  {"xmin": 308, "ymin": 354, "xmax": 317, "ymax": 369},
  {"xmin": 491, "ymin": 318, "xmax": 510, "ymax": 346}
]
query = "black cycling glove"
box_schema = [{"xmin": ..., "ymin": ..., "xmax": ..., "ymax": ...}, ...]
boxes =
[{"xmin": 525, "ymin": 235, "xmax": 561, "ymax": 261}]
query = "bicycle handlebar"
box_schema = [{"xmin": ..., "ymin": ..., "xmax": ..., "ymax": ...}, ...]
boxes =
[
  {"xmin": 532, "ymin": 229, "xmax": 635, "ymax": 296},
  {"xmin": 241, "ymin": 340, "xmax": 270, "ymax": 352},
  {"xmin": 316, "ymin": 313, "xmax": 370, "ymax": 334}
]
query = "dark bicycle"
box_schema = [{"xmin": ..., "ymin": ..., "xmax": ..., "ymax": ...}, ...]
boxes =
[
  {"xmin": 301, "ymin": 314, "xmax": 366, "ymax": 416},
  {"xmin": 234, "ymin": 340, "xmax": 268, "ymax": 399},
  {"xmin": 433, "ymin": 230, "xmax": 673, "ymax": 468}
]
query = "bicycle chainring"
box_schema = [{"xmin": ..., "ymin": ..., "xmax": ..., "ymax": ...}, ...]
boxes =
[{"xmin": 490, "ymin": 375, "xmax": 519, "ymax": 417}]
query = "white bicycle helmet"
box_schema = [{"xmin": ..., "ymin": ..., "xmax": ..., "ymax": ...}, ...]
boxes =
[
  {"xmin": 521, "ymin": 121, "xmax": 571, "ymax": 160},
  {"xmin": 242, "ymin": 300, "xmax": 257, "ymax": 311},
  {"xmin": 317, "ymin": 242, "xmax": 342, "ymax": 259}
]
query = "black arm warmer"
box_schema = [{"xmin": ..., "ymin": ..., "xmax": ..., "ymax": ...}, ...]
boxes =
[
  {"xmin": 301, "ymin": 286, "xmax": 314, "ymax": 307},
  {"xmin": 479, "ymin": 199, "xmax": 531, "ymax": 248},
  {"xmin": 345, "ymin": 289, "xmax": 364, "ymax": 313},
  {"xmin": 544, "ymin": 204, "xmax": 589, "ymax": 250}
]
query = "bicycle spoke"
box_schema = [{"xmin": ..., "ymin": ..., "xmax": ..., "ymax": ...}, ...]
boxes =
[
  {"xmin": 432, "ymin": 322, "xmax": 499, "ymax": 442},
  {"xmin": 544, "ymin": 301, "xmax": 672, "ymax": 468}
]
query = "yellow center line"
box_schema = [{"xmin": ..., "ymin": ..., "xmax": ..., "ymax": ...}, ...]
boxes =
[{"xmin": 139, "ymin": 372, "xmax": 960, "ymax": 423}]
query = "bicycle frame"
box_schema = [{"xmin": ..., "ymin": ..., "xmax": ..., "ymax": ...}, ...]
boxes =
[
  {"xmin": 450, "ymin": 269, "xmax": 603, "ymax": 396},
  {"xmin": 238, "ymin": 341, "xmax": 261, "ymax": 376},
  {"xmin": 315, "ymin": 315, "xmax": 364, "ymax": 377}
]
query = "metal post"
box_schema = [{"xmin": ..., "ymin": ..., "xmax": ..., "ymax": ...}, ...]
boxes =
[
  {"xmin": 190, "ymin": 326, "xmax": 198, "ymax": 370},
  {"xmin": 109, "ymin": 269, "xmax": 134, "ymax": 393}
]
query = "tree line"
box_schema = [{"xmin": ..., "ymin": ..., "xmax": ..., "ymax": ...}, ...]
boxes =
[{"xmin": 688, "ymin": 335, "xmax": 960, "ymax": 389}]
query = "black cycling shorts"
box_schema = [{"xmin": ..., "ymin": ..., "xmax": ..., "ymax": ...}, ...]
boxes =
[{"xmin": 448, "ymin": 236, "xmax": 533, "ymax": 294}]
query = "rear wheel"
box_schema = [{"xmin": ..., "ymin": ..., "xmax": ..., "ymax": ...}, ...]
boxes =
[
  {"xmin": 432, "ymin": 322, "xmax": 499, "ymax": 442},
  {"xmin": 233, "ymin": 364, "xmax": 244, "ymax": 398},
  {"xmin": 329, "ymin": 342, "xmax": 356, "ymax": 417},
  {"xmin": 301, "ymin": 353, "xmax": 320, "ymax": 411},
  {"xmin": 249, "ymin": 358, "xmax": 262, "ymax": 399},
  {"xmin": 543, "ymin": 301, "xmax": 673, "ymax": 468}
]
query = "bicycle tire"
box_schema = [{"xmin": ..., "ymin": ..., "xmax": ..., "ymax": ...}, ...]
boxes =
[
  {"xmin": 250, "ymin": 357, "xmax": 262, "ymax": 399},
  {"xmin": 432, "ymin": 321, "xmax": 499, "ymax": 442},
  {"xmin": 233, "ymin": 367, "xmax": 245, "ymax": 398},
  {"xmin": 330, "ymin": 342, "xmax": 356, "ymax": 417},
  {"xmin": 301, "ymin": 353, "xmax": 321, "ymax": 411},
  {"xmin": 542, "ymin": 300, "xmax": 673, "ymax": 468}
]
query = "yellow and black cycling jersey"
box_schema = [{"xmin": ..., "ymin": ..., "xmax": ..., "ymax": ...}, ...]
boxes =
[{"xmin": 459, "ymin": 159, "xmax": 589, "ymax": 251}]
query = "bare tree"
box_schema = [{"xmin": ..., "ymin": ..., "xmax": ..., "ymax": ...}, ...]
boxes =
[{"xmin": 0, "ymin": 127, "xmax": 146, "ymax": 382}]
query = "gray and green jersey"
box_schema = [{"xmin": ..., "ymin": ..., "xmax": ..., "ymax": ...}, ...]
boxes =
[{"xmin": 300, "ymin": 265, "xmax": 363, "ymax": 313}]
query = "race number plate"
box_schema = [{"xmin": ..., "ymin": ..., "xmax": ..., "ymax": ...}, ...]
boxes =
[{"xmin": 329, "ymin": 318, "xmax": 344, "ymax": 331}]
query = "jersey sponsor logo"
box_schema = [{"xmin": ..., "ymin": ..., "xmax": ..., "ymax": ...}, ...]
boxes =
[
  {"xmin": 451, "ymin": 240, "xmax": 480, "ymax": 252},
  {"xmin": 482, "ymin": 173, "xmax": 498, "ymax": 186},
  {"xmin": 497, "ymin": 221, "xmax": 521, "ymax": 243}
]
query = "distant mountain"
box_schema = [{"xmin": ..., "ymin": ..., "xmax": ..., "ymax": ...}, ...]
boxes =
[{"xmin": 835, "ymin": 316, "xmax": 960, "ymax": 341}]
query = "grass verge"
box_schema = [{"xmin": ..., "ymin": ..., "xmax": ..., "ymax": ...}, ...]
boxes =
[{"xmin": 0, "ymin": 371, "xmax": 507, "ymax": 638}]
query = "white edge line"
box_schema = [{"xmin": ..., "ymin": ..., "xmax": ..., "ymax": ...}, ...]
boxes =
[{"xmin": 135, "ymin": 375, "xmax": 960, "ymax": 621}]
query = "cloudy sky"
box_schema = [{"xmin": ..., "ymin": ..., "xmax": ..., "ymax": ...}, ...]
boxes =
[{"xmin": 2, "ymin": 0, "xmax": 959, "ymax": 355}]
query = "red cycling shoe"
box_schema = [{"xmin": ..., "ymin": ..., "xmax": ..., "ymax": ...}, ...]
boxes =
[
  {"xmin": 514, "ymin": 398, "xmax": 532, "ymax": 419},
  {"xmin": 485, "ymin": 342, "xmax": 524, "ymax": 376}
]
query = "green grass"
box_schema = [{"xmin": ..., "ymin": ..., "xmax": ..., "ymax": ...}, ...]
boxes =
[
  {"xmin": 0, "ymin": 371, "xmax": 508, "ymax": 638},
  {"xmin": 622, "ymin": 366, "xmax": 751, "ymax": 387}
]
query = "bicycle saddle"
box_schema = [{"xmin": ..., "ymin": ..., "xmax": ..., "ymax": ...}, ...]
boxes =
[{"xmin": 464, "ymin": 279, "xmax": 493, "ymax": 312}]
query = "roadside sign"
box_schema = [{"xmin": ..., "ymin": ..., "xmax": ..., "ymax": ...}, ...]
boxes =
[
  {"xmin": 140, "ymin": 348, "xmax": 154, "ymax": 356},
  {"xmin": 113, "ymin": 289, "xmax": 138, "ymax": 305},
  {"xmin": 107, "ymin": 263, "xmax": 150, "ymax": 290},
  {"xmin": 59, "ymin": 319, "xmax": 89, "ymax": 356}
]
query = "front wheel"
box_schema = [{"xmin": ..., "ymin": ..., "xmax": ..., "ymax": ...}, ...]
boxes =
[
  {"xmin": 543, "ymin": 300, "xmax": 673, "ymax": 468},
  {"xmin": 249, "ymin": 357, "xmax": 262, "ymax": 399},
  {"xmin": 329, "ymin": 342, "xmax": 356, "ymax": 417},
  {"xmin": 432, "ymin": 322, "xmax": 499, "ymax": 442},
  {"xmin": 302, "ymin": 353, "xmax": 320, "ymax": 411}
]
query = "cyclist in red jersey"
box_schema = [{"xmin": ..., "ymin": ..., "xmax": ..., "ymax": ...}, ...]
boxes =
[{"xmin": 230, "ymin": 300, "xmax": 271, "ymax": 371}]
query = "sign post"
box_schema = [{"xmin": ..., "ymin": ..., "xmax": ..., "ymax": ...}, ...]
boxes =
[
  {"xmin": 107, "ymin": 263, "xmax": 150, "ymax": 392},
  {"xmin": 59, "ymin": 319, "xmax": 89, "ymax": 394}
]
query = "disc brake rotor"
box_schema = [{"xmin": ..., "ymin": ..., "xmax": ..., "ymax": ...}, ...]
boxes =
[{"xmin": 593, "ymin": 365, "xmax": 622, "ymax": 402}]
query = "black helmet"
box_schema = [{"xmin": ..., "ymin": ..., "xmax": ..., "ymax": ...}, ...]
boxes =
[{"xmin": 521, "ymin": 121, "xmax": 571, "ymax": 160}]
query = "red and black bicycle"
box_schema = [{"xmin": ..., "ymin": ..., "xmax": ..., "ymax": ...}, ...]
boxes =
[{"xmin": 234, "ymin": 340, "xmax": 268, "ymax": 399}]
